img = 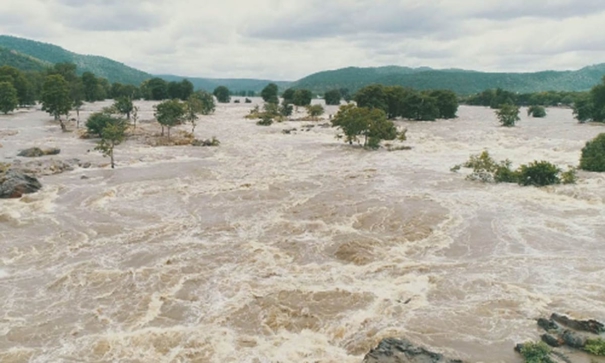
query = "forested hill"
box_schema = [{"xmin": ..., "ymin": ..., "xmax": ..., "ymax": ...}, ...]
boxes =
[
  {"xmin": 0, "ymin": 35, "xmax": 151, "ymax": 85},
  {"xmin": 292, "ymin": 65, "xmax": 605, "ymax": 95},
  {"xmin": 0, "ymin": 47, "xmax": 50, "ymax": 72},
  {"xmin": 158, "ymin": 75, "xmax": 292, "ymax": 93}
]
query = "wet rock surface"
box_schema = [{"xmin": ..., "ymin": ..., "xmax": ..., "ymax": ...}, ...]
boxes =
[
  {"xmin": 362, "ymin": 338, "xmax": 464, "ymax": 363},
  {"xmin": 0, "ymin": 169, "xmax": 42, "ymax": 198},
  {"xmin": 17, "ymin": 147, "xmax": 61, "ymax": 157}
]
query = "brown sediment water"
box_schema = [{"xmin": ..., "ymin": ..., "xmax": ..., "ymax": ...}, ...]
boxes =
[{"xmin": 0, "ymin": 100, "xmax": 604, "ymax": 362}]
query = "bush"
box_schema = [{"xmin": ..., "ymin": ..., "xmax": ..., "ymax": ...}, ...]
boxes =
[
  {"xmin": 519, "ymin": 342, "xmax": 552, "ymax": 363},
  {"xmin": 456, "ymin": 151, "xmax": 576, "ymax": 186},
  {"xmin": 517, "ymin": 161, "xmax": 561, "ymax": 186},
  {"xmin": 496, "ymin": 104, "xmax": 520, "ymax": 127},
  {"xmin": 585, "ymin": 338, "xmax": 605, "ymax": 356},
  {"xmin": 528, "ymin": 105, "xmax": 546, "ymax": 118},
  {"xmin": 86, "ymin": 112, "xmax": 118, "ymax": 137},
  {"xmin": 256, "ymin": 115, "xmax": 273, "ymax": 126},
  {"xmin": 306, "ymin": 104, "xmax": 324, "ymax": 117},
  {"xmin": 580, "ymin": 133, "xmax": 605, "ymax": 172}
]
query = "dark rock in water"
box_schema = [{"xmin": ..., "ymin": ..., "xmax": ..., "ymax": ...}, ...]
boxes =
[
  {"xmin": 538, "ymin": 318, "xmax": 560, "ymax": 332},
  {"xmin": 562, "ymin": 330, "xmax": 587, "ymax": 349},
  {"xmin": 18, "ymin": 147, "xmax": 61, "ymax": 158},
  {"xmin": 0, "ymin": 169, "xmax": 42, "ymax": 198},
  {"xmin": 551, "ymin": 313, "xmax": 605, "ymax": 334},
  {"xmin": 80, "ymin": 175, "xmax": 89, "ymax": 180},
  {"xmin": 362, "ymin": 338, "xmax": 464, "ymax": 363},
  {"xmin": 541, "ymin": 334, "xmax": 564, "ymax": 347}
]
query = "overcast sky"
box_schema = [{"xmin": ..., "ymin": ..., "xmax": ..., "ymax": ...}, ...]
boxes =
[{"xmin": 1, "ymin": 0, "xmax": 604, "ymax": 80}]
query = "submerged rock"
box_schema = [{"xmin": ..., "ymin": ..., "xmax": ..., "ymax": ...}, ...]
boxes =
[
  {"xmin": 0, "ymin": 169, "xmax": 42, "ymax": 198},
  {"xmin": 18, "ymin": 147, "xmax": 61, "ymax": 158},
  {"xmin": 362, "ymin": 338, "xmax": 464, "ymax": 363}
]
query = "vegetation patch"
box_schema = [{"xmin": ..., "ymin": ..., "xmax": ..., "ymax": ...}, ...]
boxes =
[
  {"xmin": 585, "ymin": 339, "xmax": 605, "ymax": 356},
  {"xmin": 454, "ymin": 151, "xmax": 576, "ymax": 186},
  {"xmin": 519, "ymin": 342, "xmax": 553, "ymax": 363},
  {"xmin": 528, "ymin": 105, "xmax": 547, "ymax": 118},
  {"xmin": 580, "ymin": 133, "xmax": 605, "ymax": 172}
]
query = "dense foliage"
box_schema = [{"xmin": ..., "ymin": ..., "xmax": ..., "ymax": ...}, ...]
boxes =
[
  {"xmin": 94, "ymin": 116, "xmax": 128, "ymax": 169},
  {"xmin": 324, "ymin": 89, "xmax": 341, "ymax": 105},
  {"xmin": 354, "ymin": 84, "xmax": 458, "ymax": 121},
  {"xmin": 213, "ymin": 86, "xmax": 231, "ymax": 103},
  {"xmin": 0, "ymin": 82, "xmax": 18, "ymax": 114},
  {"xmin": 454, "ymin": 151, "xmax": 576, "ymax": 186},
  {"xmin": 331, "ymin": 104, "xmax": 403, "ymax": 149},
  {"xmin": 519, "ymin": 342, "xmax": 553, "ymax": 363},
  {"xmin": 261, "ymin": 83, "xmax": 279, "ymax": 104},
  {"xmin": 154, "ymin": 99, "xmax": 186, "ymax": 138},
  {"xmin": 572, "ymin": 77, "xmax": 605, "ymax": 123},
  {"xmin": 527, "ymin": 105, "xmax": 547, "ymax": 118},
  {"xmin": 580, "ymin": 133, "xmax": 605, "ymax": 172},
  {"xmin": 496, "ymin": 104, "xmax": 520, "ymax": 127}
]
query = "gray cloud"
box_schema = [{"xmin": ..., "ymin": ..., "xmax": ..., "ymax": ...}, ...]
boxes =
[{"xmin": 0, "ymin": 0, "xmax": 604, "ymax": 80}]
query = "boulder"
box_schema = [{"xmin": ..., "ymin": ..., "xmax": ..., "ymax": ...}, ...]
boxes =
[
  {"xmin": 0, "ymin": 169, "xmax": 42, "ymax": 198},
  {"xmin": 561, "ymin": 330, "xmax": 587, "ymax": 349},
  {"xmin": 362, "ymin": 338, "xmax": 464, "ymax": 363},
  {"xmin": 18, "ymin": 147, "xmax": 61, "ymax": 158},
  {"xmin": 538, "ymin": 318, "xmax": 560, "ymax": 333},
  {"xmin": 551, "ymin": 313, "xmax": 605, "ymax": 334},
  {"xmin": 541, "ymin": 334, "xmax": 564, "ymax": 347}
]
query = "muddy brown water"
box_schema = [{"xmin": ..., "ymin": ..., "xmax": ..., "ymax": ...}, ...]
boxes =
[{"xmin": 1, "ymin": 100, "xmax": 604, "ymax": 362}]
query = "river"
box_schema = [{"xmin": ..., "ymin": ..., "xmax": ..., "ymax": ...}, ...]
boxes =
[{"xmin": 1, "ymin": 100, "xmax": 604, "ymax": 362}]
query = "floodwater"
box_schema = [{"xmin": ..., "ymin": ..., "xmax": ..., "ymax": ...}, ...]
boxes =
[{"xmin": 0, "ymin": 100, "xmax": 604, "ymax": 363}]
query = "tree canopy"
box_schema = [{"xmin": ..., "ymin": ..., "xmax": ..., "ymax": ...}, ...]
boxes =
[
  {"xmin": 0, "ymin": 81, "xmax": 18, "ymax": 114},
  {"xmin": 331, "ymin": 104, "xmax": 399, "ymax": 149},
  {"xmin": 213, "ymin": 86, "xmax": 231, "ymax": 103},
  {"xmin": 41, "ymin": 74, "xmax": 72, "ymax": 130},
  {"xmin": 154, "ymin": 99, "xmax": 185, "ymax": 138},
  {"xmin": 261, "ymin": 83, "xmax": 279, "ymax": 104}
]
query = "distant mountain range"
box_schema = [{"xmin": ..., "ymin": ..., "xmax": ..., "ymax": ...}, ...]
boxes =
[{"xmin": 1, "ymin": 35, "xmax": 604, "ymax": 95}]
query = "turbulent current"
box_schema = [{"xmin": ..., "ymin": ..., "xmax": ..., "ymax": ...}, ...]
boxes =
[{"xmin": 1, "ymin": 100, "xmax": 604, "ymax": 363}]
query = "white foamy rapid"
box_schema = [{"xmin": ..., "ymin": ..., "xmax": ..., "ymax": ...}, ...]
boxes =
[{"xmin": 1, "ymin": 100, "xmax": 604, "ymax": 362}]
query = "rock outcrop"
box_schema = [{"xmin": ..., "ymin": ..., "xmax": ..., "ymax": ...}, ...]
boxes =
[
  {"xmin": 362, "ymin": 338, "xmax": 464, "ymax": 363},
  {"xmin": 17, "ymin": 147, "xmax": 61, "ymax": 158},
  {"xmin": 0, "ymin": 169, "xmax": 42, "ymax": 198}
]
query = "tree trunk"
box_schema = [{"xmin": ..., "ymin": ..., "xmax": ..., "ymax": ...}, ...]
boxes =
[
  {"xmin": 161, "ymin": 125, "xmax": 164, "ymax": 136},
  {"xmin": 167, "ymin": 127, "xmax": 171, "ymax": 139},
  {"xmin": 110, "ymin": 142, "xmax": 115, "ymax": 169},
  {"xmin": 59, "ymin": 119, "xmax": 66, "ymax": 132},
  {"xmin": 127, "ymin": 112, "xmax": 131, "ymax": 120},
  {"xmin": 76, "ymin": 109, "xmax": 80, "ymax": 129}
]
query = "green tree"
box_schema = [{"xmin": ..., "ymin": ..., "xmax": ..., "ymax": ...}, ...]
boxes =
[
  {"xmin": 94, "ymin": 117, "xmax": 127, "ymax": 169},
  {"xmin": 41, "ymin": 74, "xmax": 72, "ymax": 131},
  {"xmin": 114, "ymin": 97, "xmax": 134, "ymax": 120},
  {"xmin": 331, "ymin": 104, "xmax": 398, "ymax": 149},
  {"xmin": 73, "ymin": 99, "xmax": 84, "ymax": 128},
  {"xmin": 496, "ymin": 104, "xmax": 520, "ymax": 127},
  {"xmin": 324, "ymin": 89, "xmax": 341, "ymax": 105},
  {"xmin": 580, "ymin": 133, "xmax": 605, "ymax": 172},
  {"xmin": 293, "ymin": 89, "xmax": 313, "ymax": 106},
  {"xmin": 213, "ymin": 86, "xmax": 230, "ymax": 103},
  {"xmin": 517, "ymin": 161, "xmax": 561, "ymax": 186},
  {"xmin": 261, "ymin": 83, "xmax": 279, "ymax": 104},
  {"xmin": 86, "ymin": 111, "xmax": 117, "ymax": 137},
  {"xmin": 573, "ymin": 94, "xmax": 594, "ymax": 123},
  {"xmin": 429, "ymin": 90, "xmax": 459, "ymax": 119},
  {"xmin": 306, "ymin": 104, "xmax": 324, "ymax": 117},
  {"xmin": 142, "ymin": 78, "xmax": 168, "ymax": 100},
  {"xmin": 0, "ymin": 66, "xmax": 30, "ymax": 106},
  {"xmin": 354, "ymin": 84, "xmax": 388, "ymax": 112},
  {"xmin": 184, "ymin": 92, "xmax": 215, "ymax": 133},
  {"xmin": 527, "ymin": 105, "xmax": 547, "ymax": 118},
  {"xmin": 154, "ymin": 99, "xmax": 185, "ymax": 138},
  {"xmin": 0, "ymin": 81, "xmax": 18, "ymax": 114},
  {"xmin": 282, "ymin": 88, "xmax": 295, "ymax": 104},
  {"xmin": 590, "ymin": 79, "xmax": 605, "ymax": 122},
  {"xmin": 82, "ymin": 71, "xmax": 99, "ymax": 102}
]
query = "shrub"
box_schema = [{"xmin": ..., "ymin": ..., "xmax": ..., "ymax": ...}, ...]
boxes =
[
  {"xmin": 306, "ymin": 104, "xmax": 325, "ymax": 117},
  {"xmin": 86, "ymin": 112, "xmax": 118, "ymax": 137},
  {"xmin": 528, "ymin": 105, "xmax": 547, "ymax": 118},
  {"xmin": 245, "ymin": 98, "xmax": 252, "ymax": 103},
  {"xmin": 519, "ymin": 342, "xmax": 553, "ymax": 363},
  {"xmin": 580, "ymin": 133, "xmax": 605, "ymax": 172},
  {"xmin": 517, "ymin": 161, "xmax": 561, "ymax": 186},
  {"xmin": 456, "ymin": 151, "xmax": 576, "ymax": 186},
  {"xmin": 585, "ymin": 338, "xmax": 605, "ymax": 356},
  {"xmin": 496, "ymin": 104, "xmax": 520, "ymax": 127},
  {"xmin": 256, "ymin": 115, "xmax": 273, "ymax": 126}
]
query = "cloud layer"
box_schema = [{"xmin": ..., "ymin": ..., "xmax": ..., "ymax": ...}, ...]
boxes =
[{"xmin": 1, "ymin": 0, "xmax": 604, "ymax": 80}]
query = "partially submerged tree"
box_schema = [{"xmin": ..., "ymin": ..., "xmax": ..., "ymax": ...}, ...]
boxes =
[
  {"xmin": 213, "ymin": 86, "xmax": 231, "ymax": 103},
  {"xmin": 154, "ymin": 99, "xmax": 185, "ymax": 138},
  {"xmin": 306, "ymin": 104, "xmax": 324, "ymax": 118},
  {"xmin": 293, "ymin": 89, "xmax": 313, "ymax": 107},
  {"xmin": 94, "ymin": 117, "xmax": 127, "ymax": 169},
  {"xmin": 41, "ymin": 74, "xmax": 72, "ymax": 131},
  {"xmin": 580, "ymin": 133, "xmax": 605, "ymax": 172},
  {"xmin": 0, "ymin": 81, "xmax": 18, "ymax": 114},
  {"xmin": 114, "ymin": 97, "xmax": 134, "ymax": 120},
  {"xmin": 86, "ymin": 111, "xmax": 118, "ymax": 137},
  {"xmin": 496, "ymin": 104, "xmax": 520, "ymax": 127},
  {"xmin": 527, "ymin": 105, "xmax": 547, "ymax": 118},
  {"xmin": 331, "ymin": 104, "xmax": 400, "ymax": 149},
  {"xmin": 324, "ymin": 89, "xmax": 342, "ymax": 105},
  {"xmin": 261, "ymin": 83, "xmax": 279, "ymax": 104}
]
